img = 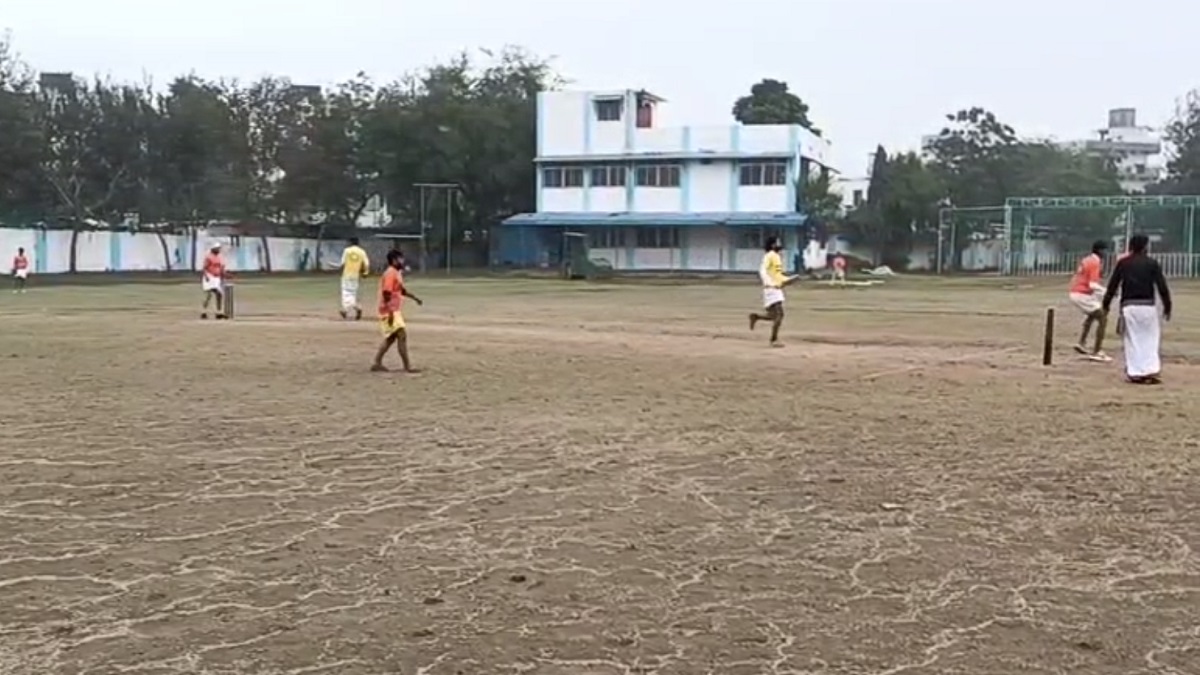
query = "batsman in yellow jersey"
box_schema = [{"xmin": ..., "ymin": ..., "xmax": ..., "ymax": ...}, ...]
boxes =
[
  {"xmin": 749, "ymin": 235, "xmax": 799, "ymax": 347},
  {"xmin": 338, "ymin": 237, "xmax": 370, "ymax": 320}
]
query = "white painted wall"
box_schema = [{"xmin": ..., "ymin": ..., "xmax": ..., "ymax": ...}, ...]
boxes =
[
  {"xmin": 540, "ymin": 92, "xmax": 587, "ymax": 157},
  {"xmin": 542, "ymin": 188, "xmax": 585, "ymax": 212},
  {"xmin": 631, "ymin": 189, "xmax": 679, "ymax": 213},
  {"xmin": 591, "ymin": 188, "xmax": 626, "ymax": 212},
  {"xmin": 686, "ymin": 227, "xmax": 727, "ymax": 270},
  {"xmin": 738, "ymin": 186, "xmax": 789, "ymax": 212},
  {"xmin": 834, "ymin": 176, "xmax": 870, "ymax": 213},
  {"xmin": 689, "ymin": 163, "xmax": 731, "ymax": 212},
  {"xmin": 0, "ymin": 227, "xmax": 342, "ymax": 274}
]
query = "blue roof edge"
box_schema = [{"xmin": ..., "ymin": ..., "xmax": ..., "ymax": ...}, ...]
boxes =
[{"xmin": 501, "ymin": 212, "xmax": 809, "ymax": 227}]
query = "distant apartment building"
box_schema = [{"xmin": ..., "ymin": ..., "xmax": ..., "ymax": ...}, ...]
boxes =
[
  {"xmin": 1059, "ymin": 108, "xmax": 1164, "ymax": 193},
  {"xmin": 921, "ymin": 108, "xmax": 1164, "ymax": 194}
]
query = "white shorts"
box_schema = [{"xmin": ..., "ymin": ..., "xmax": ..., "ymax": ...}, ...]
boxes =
[
  {"xmin": 14, "ymin": 269, "xmax": 28, "ymax": 279},
  {"xmin": 1069, "ymin": 292, "xmax": 1101, "ymax": 314},
  {"xmin": 833, "ymin": 269, "xmax": 846, "ymax": 281},
  {"xmin": 340, "ymin": 277, "xmax": 361, "ymax": 310},
  {"xmin": 202, "ymin": 274, "xmax": 224, "ymax": 293},
  {"xmin": 762, "ymin": 287, "xmax": 785, "ymax": 308}
]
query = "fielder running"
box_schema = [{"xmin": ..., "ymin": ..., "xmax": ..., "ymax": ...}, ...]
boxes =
[
  {"xmin": 749, "ymin": 236, "xmax": 799, "ymax": 347},
  {"xmin": 338, "ymin": 237, "xmax": 370, "ymax": 320}
]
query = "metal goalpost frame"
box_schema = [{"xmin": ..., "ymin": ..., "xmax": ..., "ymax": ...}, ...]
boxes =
[
  {"xmin": 372, "ymin": 233, "xmax": 428, "ymax": 272},
  {"xmin": 936, "ymin": 205, "xmax": 1008, "ymax": 274},
  {"xmin": 414, "ymin": 182, "xmax": 460, "ymax": 273}
]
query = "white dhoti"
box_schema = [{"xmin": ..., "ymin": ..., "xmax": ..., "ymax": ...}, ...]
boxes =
[
  {"xmin": 14, "ymin": 269, "xmax": 28, "ymax": 279},
  {"xmin": 201, "ymin": 274, "xmax": 223, "ymax": 293},
  {"xmin": 1121, "ymin": 304, "xmax": 1162, "ymax": 378},
  {"xmin": 1069, "ymin": 292, "xmax": 1101, "ymax": 314},
  {"xmin": 762, "ymin": 287, "xmax": 785, "ymax": 308},
  {"xmin": 340, "ymin": 277, "xmax": 361, "ymax": 310}
]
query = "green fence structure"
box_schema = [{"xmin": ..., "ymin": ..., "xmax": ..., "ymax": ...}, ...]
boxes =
[{"xmin": 938, "ymin": 196, "xmax": 1200, "ymax": 277}]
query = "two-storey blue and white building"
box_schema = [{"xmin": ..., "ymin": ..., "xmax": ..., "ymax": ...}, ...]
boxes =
[{"xmin": 498, "ymin": 88, "xmax": 833, "ymax": 272}]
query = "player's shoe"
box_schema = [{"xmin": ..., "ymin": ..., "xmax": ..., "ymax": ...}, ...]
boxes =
[
  {"xmin": 354, "ymin": 308, "xmax": 362, "ymax": 321},
  {"xmin": 201, "ymin": 313, "xmax": 208, "ymax": 320}
]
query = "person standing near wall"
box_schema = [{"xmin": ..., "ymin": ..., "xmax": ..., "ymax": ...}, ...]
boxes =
[
  {"xmin": 11, "ymin": 248, "xmax": 29, "ymax": 293},
  {"xmin": 201, "ymin": 243, "xmax": 228, "ymax": 320}
]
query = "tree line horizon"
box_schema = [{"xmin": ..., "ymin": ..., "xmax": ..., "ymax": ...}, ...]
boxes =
[{"xmin": 3, "ymin": 36, "xmax": 1200, "ymax": 271}]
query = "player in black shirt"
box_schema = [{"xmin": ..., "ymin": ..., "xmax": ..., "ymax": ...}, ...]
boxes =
[{"xmin": 1101, "ymin": 234, "xmax": 1172, "ymax": 384}]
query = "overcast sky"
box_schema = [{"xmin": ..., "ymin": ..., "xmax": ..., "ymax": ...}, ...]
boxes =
[{"xmin": 4, "ymin": 0, "xmax": 1197, "ymax": 175}]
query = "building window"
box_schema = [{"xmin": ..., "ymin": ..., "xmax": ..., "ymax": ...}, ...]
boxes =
[
  {"xmin": 852, "ymin": 189, "xmax": 864, "ymax": 207},
  {"xmin": 590, "ymin": 165, "xmax": 627, "ymax": 187},
  {"xmin": 739, "ymin": 162, "xmax": 788, "ymax": 186},
  {"xmin": 588, "ymin": 227, "xmax": 625, "ymax": 249},
  {"xmin": 738, "ymin": 228, "xmax": 781, "ymax": 249},
  {"xmin": 594, "ymin": 98, "xmax": 623, "ymax": 122},
  {"xmin": 543, "ymin": 166, "xmax": 583, "ymax": 188},
  {"xmin": 634, "ymin": 165, "xmax": 681, "ymax": 188},
  {"xmin": 636, "ymin": 227, "xmax": 680, "ymax": 248}
]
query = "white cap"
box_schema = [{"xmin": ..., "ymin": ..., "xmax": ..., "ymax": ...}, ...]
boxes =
[{"xmin": 209, "ymin": 241, "xmax": 222, "ymax": 250}]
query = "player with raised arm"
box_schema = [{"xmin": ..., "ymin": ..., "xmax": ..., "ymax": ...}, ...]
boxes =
[
  {"xmin": 749, "ymin": 236, "xmax": 799, "ymax": 348},
  {"xmin": 11, "ymin": 247, "xmax": 29, "ymax": 293},
  {"xmin": 1067, "ymin": 240, "xmax": 1111, "ymax": 362},
  {"xmin": 338, "ymin": 237, "xmax": 370, "ymax": 320},
  {"xmin": 371, "ymin": 250, "xmax": 423, "ymax": 373},
  {"xmin": 201, "ymin": 242, "xmax": 228, "ymax": 320}
]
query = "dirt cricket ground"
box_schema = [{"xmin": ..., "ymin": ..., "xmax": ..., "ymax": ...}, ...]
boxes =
[{"xmin": 1, "ymin": 275, "xmax": 1199, "ymax": 675}]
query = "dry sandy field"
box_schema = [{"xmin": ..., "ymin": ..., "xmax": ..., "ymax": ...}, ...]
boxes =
[{"xmin": 1, "ymin": 274, "xmax": 1198, "ymax": 675}]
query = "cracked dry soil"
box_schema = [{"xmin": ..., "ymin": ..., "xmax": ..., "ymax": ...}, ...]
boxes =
[{"xmin": 1, "ymin": 278, "xmax": 1199, "ymax": 675}]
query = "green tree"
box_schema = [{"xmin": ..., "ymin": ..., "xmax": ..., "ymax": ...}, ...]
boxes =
[
  {"xmin": 0, "ymin": 34, "xmax": 42, "ymax": 217},
  {"xmin": 926, "ymin": 107, "xmax": 1120, "ymax": 266},
  {"xmin": 731, "ymin": 78, "xmax": 819, "ymax": 134},
  {"xmin": 149, "ymin": 77, "xmax": 246, "ymax": 223},
  {"xmin": 1151, "ymin": 91, "xmax": 1200, "ymax": 193},
  {"xmin": 32, "ymin": 75, "xmax": 152, "ymax": 271}
]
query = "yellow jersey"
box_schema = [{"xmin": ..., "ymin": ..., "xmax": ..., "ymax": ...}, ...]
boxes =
[
  {"xmin": 759, "ymin": 251, "xmax": 786, "ymax": 288},
  {"xmin": 341, "ymin": 245, "xmax": 369, "ymax": 279}
]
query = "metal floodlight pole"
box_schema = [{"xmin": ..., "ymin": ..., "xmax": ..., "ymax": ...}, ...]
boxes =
[{"xmin": 413, "ymin": 182, "xmax": 460, "ymax": 274}]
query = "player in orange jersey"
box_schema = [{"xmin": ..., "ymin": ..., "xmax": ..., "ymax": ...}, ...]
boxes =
[
  {"xmin": 1067, "ymin": 240, "xmax": 1111, "ymax": 361},
  {"xmin": 371, "ymin": 250, "xmax": 423, "ymax": 373},
  {"xmin": 11, "ymin": 247, "xmax": 29, "ymax": 293},
  {"xmin": 201, "ymin": 242, "xmax": 228, "ymax": 320}
]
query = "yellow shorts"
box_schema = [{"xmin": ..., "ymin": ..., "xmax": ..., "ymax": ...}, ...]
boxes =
[{"xmin": 379, "ymin": 313, "xmax": 405, "ymax": 336}]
